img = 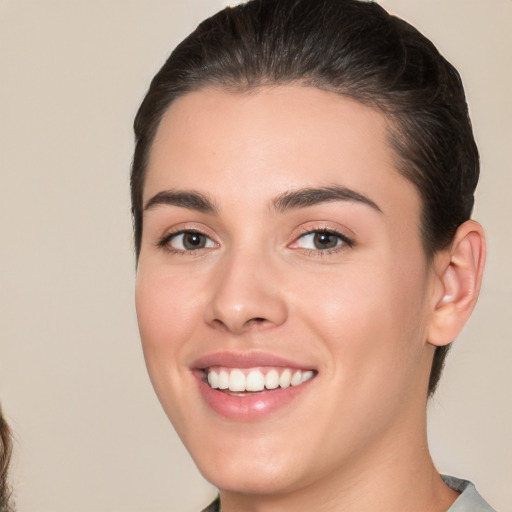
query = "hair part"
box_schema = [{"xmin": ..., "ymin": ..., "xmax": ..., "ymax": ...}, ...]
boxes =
[{"xmin": 131, "ymin": 0, "xmax": 479, "ymax": 395}]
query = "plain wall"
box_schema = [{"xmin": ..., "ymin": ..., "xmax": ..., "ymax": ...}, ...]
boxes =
[{"xmin": 0, "ymin": 1, "xmax": 510, "ymax": 511}]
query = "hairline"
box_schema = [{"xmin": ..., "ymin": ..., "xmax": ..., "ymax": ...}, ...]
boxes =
[{"xmin": 135, "ymin": 80, "xmax": 439, "ymax": 261}]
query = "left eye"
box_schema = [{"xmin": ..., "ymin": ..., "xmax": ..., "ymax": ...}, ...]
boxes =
[
  {"xmin": 294, "ymin": 230, "xmax": 346, "ymax": 250},
  {"xmin": 168, "ymin": 231, "xmax": 216, "ymax": 251}
]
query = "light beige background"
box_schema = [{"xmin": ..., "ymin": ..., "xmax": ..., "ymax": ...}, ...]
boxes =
[{"xmin": 0, "ymin": 1, "xmax": 510, "ymax": 511}]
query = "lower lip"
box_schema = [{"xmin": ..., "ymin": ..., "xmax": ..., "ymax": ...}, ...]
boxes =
[{"xmin": 195, "ymin": 372, "xmax": 314, "ymax": 421}]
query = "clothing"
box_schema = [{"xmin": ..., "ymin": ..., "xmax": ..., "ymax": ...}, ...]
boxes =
[
  {"xmin": 442, "ymin": 475, "xmax": 497, "ymax": 512},
  {"xmin": 201, "ymin": 497, "xmax": 220, "ymax": 512},
  {"xmin": 201, "ymin": 476, "xmax": 496, "ymax": 512}
]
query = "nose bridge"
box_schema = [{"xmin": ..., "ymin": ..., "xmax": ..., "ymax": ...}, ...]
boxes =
[{"xmin": 205, "ymin": 244, "xmax": 287, "ymax": 333}]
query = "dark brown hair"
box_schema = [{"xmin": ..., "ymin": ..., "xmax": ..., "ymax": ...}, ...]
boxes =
[
  {"xmin": 0, "ymin": 405, "xmax": 13, "ymax": 512},
  {"xmin": 131, "ymin": 0, "xmax": 479, "ymax": 395}
]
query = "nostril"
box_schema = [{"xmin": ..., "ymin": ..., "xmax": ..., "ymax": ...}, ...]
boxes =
[
  {"xmin": 211, "ymin": 318, "xmax": 228, "ymax": 330},
  {"xmin": 243, "ymin": 317, "xmax": 268, "ymax": 328},
  {"xmin": 243, "ymin": 317, "xmax": 270, "ymax": 329},
  {"xmin": 210, "ymin": 316, "xmax": 268, "ymax": 332}
]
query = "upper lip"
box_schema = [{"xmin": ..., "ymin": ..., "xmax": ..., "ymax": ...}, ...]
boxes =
[{"xmin": 191, "ymin": 351, "xmax": 316, "ymax": 371}]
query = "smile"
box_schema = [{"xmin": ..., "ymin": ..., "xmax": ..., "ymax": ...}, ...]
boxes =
[
  {"xmin": 192, "ymin": 353, "xmax": 318, "ymax": 420},
  {"xmin": 206, "ymin": 367, "xmax": 315, "ymax": 392}
]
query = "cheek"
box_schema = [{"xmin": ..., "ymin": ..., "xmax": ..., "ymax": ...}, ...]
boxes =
[
  {"xmin": 290, "ymin": 256, "xmax": 429, "ymax": 385},
  {"xmin": 136, "ymin": 266, "xmax": 200, "ymax": 345},
  {"xmin": 134, "ymin": 265, "xmax": 213, "ymax": 440},
  {"xmin": 134, "ymin": 266, "xmax": 204, "ymax": 401}
]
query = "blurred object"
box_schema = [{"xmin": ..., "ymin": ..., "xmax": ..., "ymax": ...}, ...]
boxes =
[{"xmin": 0, "ymin": 404, "xmax": 13, "ymax": 512}]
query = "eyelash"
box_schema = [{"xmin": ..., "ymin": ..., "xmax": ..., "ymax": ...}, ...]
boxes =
[
  {"xmin": 156, "ymin": 227, "xmax": 355, "ymax": 256},
  {"xmin": 292, "ymin": 227, "xmax": 355, "ymax": 257},
  {"xmin": 157, "ymin": 229, "xmax": 217, "ymax": 256}
]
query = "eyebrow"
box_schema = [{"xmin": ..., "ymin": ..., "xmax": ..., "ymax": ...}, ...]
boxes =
[
  {"xmin": 144, "ymin": 190, "xmax": 217, "ymax": 214},
  {"xmin": 143, "ymin": 185, "xmax": 381, "ymax": 216},
  {"xmin": 272, "ymin": 185, "xmax": 382, "ymax": 213}
]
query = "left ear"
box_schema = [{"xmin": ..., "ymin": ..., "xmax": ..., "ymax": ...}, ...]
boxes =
[{"xmin": 427, "ymin": 220, "xmax": 486, "ymax": 347}]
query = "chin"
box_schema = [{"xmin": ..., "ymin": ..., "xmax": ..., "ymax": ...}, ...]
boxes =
[
  {"xmin": 199, "ymin": 459, "xmax": 303, "ymax": 496},
  {"xmin": 183, "ymin": 430, "xmax": 308, "ymax": 495}
]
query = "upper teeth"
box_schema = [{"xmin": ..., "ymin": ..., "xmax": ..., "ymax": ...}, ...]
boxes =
[{"xmin": 207, "ymin": 368, "xmax": 314, "ymax": 392}]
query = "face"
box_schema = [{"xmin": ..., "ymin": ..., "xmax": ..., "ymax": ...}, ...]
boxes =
[{"xmin": 136, "ymin": 86, "xmax": 439, "ymax": 496}]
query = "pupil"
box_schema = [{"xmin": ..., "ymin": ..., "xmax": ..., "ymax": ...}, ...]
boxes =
[
  {"xmin": 183, "ymin": 232, "xmax": 205, "ymax": 250},
  {"xmin": 314, "ymin": 232, "xmax": 337, "ymax": 249}
]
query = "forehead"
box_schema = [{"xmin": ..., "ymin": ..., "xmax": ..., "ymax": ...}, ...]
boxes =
[{"xmin": 144, "ymin": 85, "xmax": 420, "ymax": 221}]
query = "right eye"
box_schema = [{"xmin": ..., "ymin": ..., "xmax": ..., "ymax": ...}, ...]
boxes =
[{"xmin": 164, "ymin": 231, "xmax": 217, "ymax": 252}]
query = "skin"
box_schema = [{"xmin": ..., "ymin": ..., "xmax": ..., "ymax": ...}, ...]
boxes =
[{"xmin": 135, "ymin": 86, "xmax": 482, "ymax": 511}]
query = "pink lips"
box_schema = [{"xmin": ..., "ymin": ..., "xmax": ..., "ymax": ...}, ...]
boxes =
[
  {"xmin": 192, "ymin": 351, "xmax": 316, "ymax": 421},
  {"xmin": 192, "ymin": 351, "xmax": 312, "ymax": 370}
]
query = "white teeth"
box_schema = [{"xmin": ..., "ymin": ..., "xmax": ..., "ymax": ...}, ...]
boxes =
[
  {"xmin": 229, "ymin": 369, "xmax": 246, "ymax": 392},
  {"xmin": 291, "ymin": 370, "xmax": 302, "ymax": 386},
  {"xmin": 246, "ymin": 370, "xmax": 265, "ymax": 391},
  {"xmin": 301, "ymin": 370, "xmax": 314, "ymax": 383},
  {"xmin": 206, "ymin": 367, "xmax": 315, "ymax": 392},
  {"xmin": 208, "ymin": 370, "xmax": 219, "ymax": 389},
  {"xmin": 265, "ymin": 369, "xmax": 280, "ymax": 389},
  {"xmin": 279, "ymin": 369, "xmax": 292, "ymax": 388},
  {"xmin": 218, "ymin": 370, "xmax": 229, "ymax": 390}
]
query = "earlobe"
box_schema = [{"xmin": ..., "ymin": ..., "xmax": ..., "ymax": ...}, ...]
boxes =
[{"xmin": 427, "ymin": 220, "xmax": 486, "ymax": 347}]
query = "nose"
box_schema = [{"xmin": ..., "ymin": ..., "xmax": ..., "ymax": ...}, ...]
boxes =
[{"xmin": 204, "ymin": 248, "xmax": 288, "ymax": 334}]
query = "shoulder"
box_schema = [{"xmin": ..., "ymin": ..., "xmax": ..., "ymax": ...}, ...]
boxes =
[{"xmin": 442, "ymin": 475, "xmax": 497, "ymax": 512}]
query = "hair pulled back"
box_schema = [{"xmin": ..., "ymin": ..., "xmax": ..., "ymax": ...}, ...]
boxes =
[{"xmin": 131, "ymin": 0, "xmax": 479, "ymax": 395}]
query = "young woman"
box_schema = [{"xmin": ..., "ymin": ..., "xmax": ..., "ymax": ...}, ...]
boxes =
[{"xmin": 131, "ymin": 0, "xmax": 494, "ymax": 510}]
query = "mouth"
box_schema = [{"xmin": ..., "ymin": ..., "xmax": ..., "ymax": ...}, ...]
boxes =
[
  {"xmin": 191, "ymin": 352, "xmax": 318, "ymax": 420},
  {"xmin": 202, "ymin": 366, "xmax": 316, "ymax": 394}
]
